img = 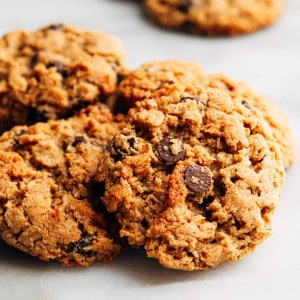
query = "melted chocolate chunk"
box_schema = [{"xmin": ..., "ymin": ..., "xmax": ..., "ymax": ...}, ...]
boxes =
[
  {"xmin": 184, "ymin": 164, "xmax": 212, "ymax": 194},
  {"xmin": 157, "ymin": 138, "xmax": 185, "ymax": 163}
]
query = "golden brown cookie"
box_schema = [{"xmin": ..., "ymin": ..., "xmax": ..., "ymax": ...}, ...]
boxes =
[
  {"xmin": 96, "ymin": 84, "xmax": 285, "ymax": 271},
  {"xmin": 116, "ymin": 60, "xmax": 296, "ymax": 168},
  {"xmin": 144, "ymin": 0, "xmax": 285, "ymax": 36},
  {"xmin": 0, "ymin": 104, "xmax": 124, "ymax": 266},
  {"xmin": 0, "ymin": 23, "xmax": 125, "ymax": 133}
]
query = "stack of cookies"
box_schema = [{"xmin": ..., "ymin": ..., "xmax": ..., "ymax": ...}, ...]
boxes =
[{"xmin": 0, "ymin": 24, "xmax": 296, "ymax": 271}]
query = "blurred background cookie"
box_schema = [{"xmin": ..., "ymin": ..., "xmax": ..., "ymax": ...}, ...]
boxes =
[{"xmin": 144, "ymin": 0, "xmax": 284, "ymax": 36}]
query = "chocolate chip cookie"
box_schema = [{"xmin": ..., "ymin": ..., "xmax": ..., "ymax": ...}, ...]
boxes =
[
  {"xmin": 96, "ymin": 84, "xmax": 285, "ymax": 271},
  {"xmin": 144, "ymin": 0, "xmax": 284, "ymax": 36},
  {"xmin": 0, "ymin": 104, "xmax": 124, "ymax": 266},
  {"xmin": 0, "ymin": 23, "xmax": 125, "ymax": 133},
  {"xmin": 116, "ymin": 60, "xmax": 296, "ymax": 168}
]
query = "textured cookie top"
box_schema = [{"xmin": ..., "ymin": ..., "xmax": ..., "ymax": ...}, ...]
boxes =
[
  {"xmin": 0, "ymin": 23, "xmax": 125, "ymax": 133},
  {"xmin": 97, "ymin": 84, "xmax": 285, "ymax": 271},
  {"xmin": 118, "ymin": 60, "xmax": 206, "ymax": 106},
  {"xmin": 0, "ymin": 104, "xmax": 124, "ymax": 266},
  {"xmin": 144, "ymin": 0, "xmax": 284, "ymax": 36},
  {"xmin": 117, "ymin": 60, "xmax": 296, "ymax": 168},
  {"xmin": 206, "ymin": 74, "xmax": 296, "ymax": 168}
]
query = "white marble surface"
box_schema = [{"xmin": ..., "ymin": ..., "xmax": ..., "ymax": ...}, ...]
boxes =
[{"xmin": 0, "ymin": 1, "xmax": 299, "ymax": 299}]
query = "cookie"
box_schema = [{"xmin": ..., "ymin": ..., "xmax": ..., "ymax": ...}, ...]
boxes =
[
  {"xmin": 116, "ymin": 60, "xmax": 296, "ymax": 168},
  {"xmin": 0, "ymin": 104, "xmax": 124, "ymax": 266},
  {"xmin": 96, "ymin": 84, "xmax": 285, "ymax": 271},
  {"xmin": 0, "ymin": 23, "xmax": 125, "ymax": 133},
  {"xmin": 144, "ymin": 0, "xmax": 284, "ymax": 36}
]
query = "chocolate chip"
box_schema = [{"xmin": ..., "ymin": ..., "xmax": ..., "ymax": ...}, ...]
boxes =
[
  {"xmin": 47, "ymin": 23, "xmax": 65, "ymax": 30},
  {"xmin": 111, "ymin": 135, "xmax": 138, "ymax": 160},
  {"xmin": 241, "ymin": 100, "xmax": 252, "ymax": 111},
  {"xmin": 72, "ymin": 136, "xmax": 86, "ymax": 147},
  {"xmin": 230, "ymin": 176, "xmax": 239, "ymax": 183},
  {"xmin": 157, "ymin": 138, "xmax": 185, "ymax": 163},
  {"xmin": 46, "ymin": 60, "xmax": 69, "ymax": 77},
  {"xmin": 67, "ymin": 237, "xmax": 97, "ymax": 258},
  {"xmin": 30, "ymin": 52, "xmax": 39, "ymax": 69},
  {"xmin": 184, "ymin": 164, "xmax": 212, "ymax": 194},
  {"xmin": 128, "ymin": 137, "xmax": 135, "ymax": 148},
  {"xmin": 78, "ymin": 249, "xmax": 98, "ymax": 258}
]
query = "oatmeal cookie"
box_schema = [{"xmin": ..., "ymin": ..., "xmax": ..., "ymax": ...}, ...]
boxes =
[
  {"xmin": 96, "ymin": 84, "xmax": 285, "ymax": 271},
  {"xmin": 144, "ymin": 0, "xmax": 284, "ymax": 36},
  {"xmin": 117, "ymin": 60, "xmax": 295, "ymax": 168},
  {"xmin": 0, "ymin": 23, "xmax": 125, "ymax": 133},
  {"xmin": 0, "ymin": 104, "xmax": 124, "ymax": 266}
]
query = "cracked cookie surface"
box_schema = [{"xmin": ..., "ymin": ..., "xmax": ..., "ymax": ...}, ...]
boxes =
[
  {"xmin": 117, "ymin": 60, "xmax": 296, "ymax": 167},
  {"xmin": 0, "ymin": 23, "xmax": 125, "ymax": 133},
  {"xmin": 116, "ymin": 60, "xmax": 206, "ymax": 110},
  {"xmin": 0, "ymin": 104, "xmax": 124, "ymax": 266},
  {"xmin": 96, "ymin": 84, "xmax": 285, "ymax": 271},
  {"xmin": 144, "ymin": 0, "xmax": 284, "ymax": 36}
]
